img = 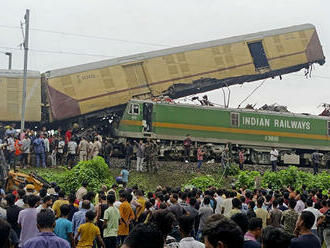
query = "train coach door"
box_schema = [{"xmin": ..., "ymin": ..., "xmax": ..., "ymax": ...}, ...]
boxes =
[
  {"xmin": 142, "ymin": 102, "xmax": 153, "ymax": 133},
  {"xmin": 248, "ymin": 41, "xmax": 270, "ymax": 70}
]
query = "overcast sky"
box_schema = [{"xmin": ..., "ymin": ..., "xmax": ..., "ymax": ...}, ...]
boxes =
[{"xmin": 0, "ymin": 0, "xmax": 329, "ymax": 114}]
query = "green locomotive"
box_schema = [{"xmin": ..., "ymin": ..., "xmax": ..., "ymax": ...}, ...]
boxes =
[{"xmin": 115, "ymin": 100, "xmax": 330, "ymax": 166}]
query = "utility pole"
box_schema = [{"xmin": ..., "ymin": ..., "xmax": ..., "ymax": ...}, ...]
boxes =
[
  {"xmin": 21, "ymin": 9, "xmax": 30, "ymax": 131},
  {"xmin": 5, "ymin": 52, "xmax": 12, "ymax": 70}
]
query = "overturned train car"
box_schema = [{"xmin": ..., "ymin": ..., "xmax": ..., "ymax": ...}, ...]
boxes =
[
  {"xmin": 44, "ymin": 23, "xmax": 325, "ymax": 125},
  {"xmin": 116, "ymin": 100, "xmax": 330, "ymax": 166}
]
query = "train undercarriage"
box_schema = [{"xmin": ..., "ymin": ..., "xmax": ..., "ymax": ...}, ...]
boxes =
[{"xmin": 112, "ymin": 132, "xmax": 330, "ymax": 168}]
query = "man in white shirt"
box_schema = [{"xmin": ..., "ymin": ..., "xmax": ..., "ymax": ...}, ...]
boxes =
[
  {"xmin": 56, "ymin": 137, "xmax": 65, "ymax": 166},
  {"xmin": 7, "ymin": 135, "xmax": 15, "ymax": 167},
  {"xmin": 303, "ymin": 198, "xmax": 322, "ymax": 236},
  {"xmin": 179, "ymin": 215, "xmax": 205, "ymax": 248},
  {"xmin": 43, "ymin": 135, "xmax": 50, "ymax": 167},
  {"xmin": 270, "ymin": 148, "xmax": 279, "ymax": 172},
  {"xmin": 215, "ymin": 189, "xmax": 225, "ymax": 214},
  {"xmin": 223, "ymin": 191, "xmax": 234, "ymax": 217},
  {"xmin": 67, "ymin": 138, "xmax": 77, "ymax": 168}
]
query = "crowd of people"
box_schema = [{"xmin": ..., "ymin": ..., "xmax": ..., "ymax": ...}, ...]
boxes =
[
  {"xmin": 0, "ymin": 124, "xmax": 107, "ymax": 171},
  {"xmin": 0, "ymin": 124, "xmax": 163, "ymax": 178},
  {"xmin": 0, "ymin": 124, "xmax": 326, "ymax": 177},
  {"xmin": 0, "ymin": 177, "xmax": 329, "ymax": 248}
]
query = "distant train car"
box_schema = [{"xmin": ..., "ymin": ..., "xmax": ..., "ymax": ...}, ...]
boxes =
[
  {"xmin": 0, "ymin": 70, "xmax": 41, "ymax": 123},
  {"xmin": 44, "ymin": 23, "xmax": 325, "ymax": 122},
  {"xmin": 116, "ymin": 100, "xmax": 330, "ymax": 165}
]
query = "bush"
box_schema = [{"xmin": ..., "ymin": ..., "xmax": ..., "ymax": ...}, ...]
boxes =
[
  {"xmin": 260, "ymin": 166, "xmax": 330, "ymax": 191},
  {"xmin": 261, "ymin": 171, "xmax": 283, "ymax": 190},
  {"xmin": 47, "ymin": 156, "xmax": 113, "ymax": 193},
  {"xmin": 236, "ymin": 170, "xmax": 261, "ymax": 190},
  {"xmin": 185, "ymin": 175, "xmax": 222, "ymax": 191},
  {"xmin": 225, "ymin": 163, "xmax": 240, "ymax": 176}
]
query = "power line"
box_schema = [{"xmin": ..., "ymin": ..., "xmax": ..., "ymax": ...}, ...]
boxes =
[
  {"xmin": 0, "ymin": 46, "xmax": 114, "ymax": 58},
  {"xmin": 29, "ymin": 48, "xmax": 114, "ymax": 58},
  {"xmin": 237, "ymin": 79, "xmax": 267, "ymax": 108},
  {"xmin": 0, "ymin": 24, "xmax": 170, "ymax": 47}
]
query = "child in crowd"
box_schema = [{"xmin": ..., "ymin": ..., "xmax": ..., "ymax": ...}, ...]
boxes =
[{"xmin": 75, "ymin": 210, "xmax": 105, "ymax": 248}]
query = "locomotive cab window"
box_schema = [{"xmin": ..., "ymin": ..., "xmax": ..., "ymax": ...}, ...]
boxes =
[
  {"xmin": 128, "ymin": 104, "xmax": 140, "ymax": 115},
  {"xmin": 231, "ymin": 113, "xmax": 240, "ymax": 127}
]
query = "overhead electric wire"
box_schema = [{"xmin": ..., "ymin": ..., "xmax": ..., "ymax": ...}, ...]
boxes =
[
  {"xmin": 0, "ymin": 46, "xmax": 114, "ymax": 58},
  {"xmin": 237, "ymin": 79, "xmax": 267, "ymax": 109},
  {"xmin": 0, "ymin": 24, "xmax": 170, "ymax": 47}
]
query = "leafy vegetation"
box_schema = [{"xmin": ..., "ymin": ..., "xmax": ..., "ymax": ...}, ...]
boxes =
[
  {"xmin": 185, "ymin": 175, "xmax": 222, "ymax": 191},
  {"xmin": 22, "ymin": 160, "xmax": 329, "ymax": 193},
  {"xmin": 23, "ymin": 157, "xmax": 114, "ymax": 192},
  {"xmin": 261, "ymin": 166, "xmax": 330, "ymax": 191},
  {"xmin": 236, "ymin": 170, "xmax": 261, "ymax": 189}
]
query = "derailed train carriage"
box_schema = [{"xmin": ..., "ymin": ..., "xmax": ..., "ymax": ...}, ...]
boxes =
[
  {"xmin": 43, "ymin": 23, "xmax": 325, "ymax": 127},
  {"xmin": 0, "ymin": 23, "xmax": 325, "ymax": 127},
  {"xmin": 115, "ymin": 100, "xmax": 330, "ymax": 166}
]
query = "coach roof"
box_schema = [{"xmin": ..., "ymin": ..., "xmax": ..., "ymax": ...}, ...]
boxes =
[
  {"xmin": 0, "ymin": 69, "xmax": 41, "ymax": 78},
  {"xmin": 45, "ymin": 23, "xmax": 315, "ymax": 78}
]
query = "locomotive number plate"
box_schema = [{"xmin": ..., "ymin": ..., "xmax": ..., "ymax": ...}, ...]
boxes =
[{"xmin": 264, "ymin": 136, "xmax": 279, "ymax": 142}]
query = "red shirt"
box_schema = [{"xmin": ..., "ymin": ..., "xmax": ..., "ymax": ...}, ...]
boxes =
[
  {"xmin": 65, "ymin": 130, "xmax": 72, "ymax": 144},
  {"xmin": 239, "ymin": 151, "xmax": 245, "ymax": 163},
  {"xmin": 184, "ymin": 138, "xmax": 192, "ymax": 148},
  {"xmin": 197, "ymin": 148, "xmax": 204, "ymax": 161},
  {"xmin": 15, "ymin": 140, "xmax": 22, "ymax": 156}
]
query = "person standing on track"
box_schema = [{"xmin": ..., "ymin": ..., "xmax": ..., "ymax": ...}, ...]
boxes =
[
  {"xmin": 311, "ymin": 151, "xmax": 322, "ymax": 175},
  {"xmin": 92, "ymin": 137, "xmax": 102, "ymax": 158},
  {"xmin": 124, "ymin": 141, "xmax": 133, "ymax": 170},
  {"xmin": 183, "ymin": 135, "xmax": 192, "ymax": 163},
  {"xmin": 56, "ymin": 136, "xmax": 65, "ymax": 166},
  {"xmin": 151, "ymin": 140, "xmax": 159, "ymax": 174},
  {"xmin": 87, "ymin": 138, "xmax": 94, "ymax": 160},
  {"xmin": 67, "ymin": 138, "xmax": 77, "ymax": 169},
  {"xmin": 103, "ymin": 138, "xmax": 113, "ymax": 168},
  {"xmin": 221, "ymin": 147, "xmax": 230, "ymax": 171},
  {"xmin": 144, "ymin": 139, "xmax": 152, "ymax": 172},
  {"xmin": 78, "ymin": 136, "xmax": 89, "ymax": 162},
  {"xmin": 135, "ymin": 140, "xmax": 145, "ymax": 172},
  {"xmin": 33, "ymin": 134, "xmax": 46, "ymax": 168},
  {"xmin": 238, "ymin": 149, "xmax": 245, "ymax": 170},
  {"xmin": 270, "ymin": 148, "xmax": 279, "ymax": 172},
  {"xmin": 197, "ymin": 145, "xmax": 205, "ymax": 170}
]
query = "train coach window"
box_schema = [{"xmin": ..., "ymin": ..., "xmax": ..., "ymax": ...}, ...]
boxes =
[
  {"xmin": 231, "ymin": 113, "xmax": 240, "ymax": 127},
  {"xmin": 128, "ymin": 104, "xmax": 140, "ymax": 115},
  {"xmin": 248, "ymin": 41, "xmax": 270, "ymax": 70}
]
